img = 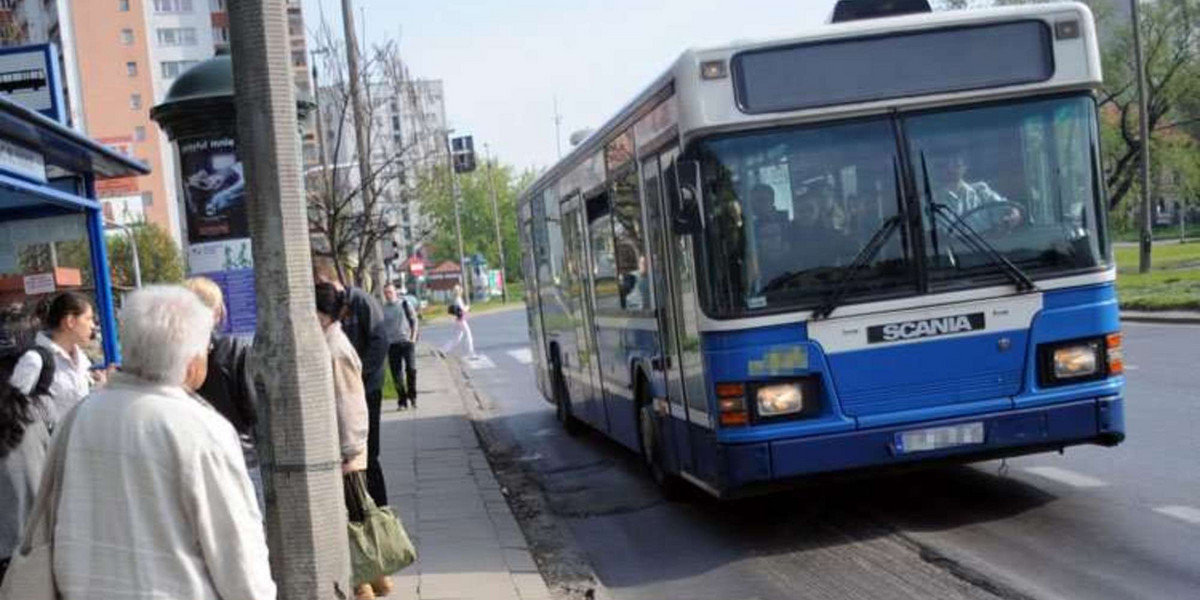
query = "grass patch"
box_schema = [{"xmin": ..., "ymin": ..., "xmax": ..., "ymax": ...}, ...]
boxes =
[{"xmin": 1114, "ymin": 241, "xmax": 1200, "ymax": 311}]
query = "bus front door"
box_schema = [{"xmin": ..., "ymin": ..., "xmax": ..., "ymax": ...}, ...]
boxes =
[
  {"xmin": 644, "ymin": 149, "xmax": 696, "ymax": 475},
  {"xmin": 562, "ymin": 198, "xmax": 606, "ymax": 430}
]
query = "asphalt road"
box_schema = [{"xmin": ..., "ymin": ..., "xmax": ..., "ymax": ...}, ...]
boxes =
[{"xmin": 421, "ymin": 310, "xmax": 1200, "ymax": 600}]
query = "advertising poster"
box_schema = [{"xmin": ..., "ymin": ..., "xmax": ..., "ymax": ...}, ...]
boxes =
[
  {"xmin": 189, "ymin": 239, "xmax": 256, "ymax": 336},
  {"xmin": 179, "ymin": 135, "xmax": 248, "ymax": 242}
]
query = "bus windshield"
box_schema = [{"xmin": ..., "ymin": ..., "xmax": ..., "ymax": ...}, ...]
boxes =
[{"xmin": 694, "ymin": 95, "xmax": 1108, "ymax": 318}]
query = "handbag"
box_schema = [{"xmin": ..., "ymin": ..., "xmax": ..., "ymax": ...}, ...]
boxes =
[
  {"xmin": 0, "ymin": 403, "xmax": 84, "ymax": 600},
  {"xmin": 345, "ymin": 472, "xmax": 416, "ymax": 586}
]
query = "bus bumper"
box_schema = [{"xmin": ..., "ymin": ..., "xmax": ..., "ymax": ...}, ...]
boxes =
[{"xmin": 719, "ymin": 396, "xmax": 1124, "ymax": 492}]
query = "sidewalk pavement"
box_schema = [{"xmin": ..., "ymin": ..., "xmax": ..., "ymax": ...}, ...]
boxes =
[{"xmin": 378, "ymin": 347, "xmax": 553, "ymax": 600}]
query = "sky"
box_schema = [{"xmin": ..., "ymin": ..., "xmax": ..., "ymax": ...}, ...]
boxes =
[{"xmin": 300, "ymin": 0, "xmax": 839, "ymax": 172}]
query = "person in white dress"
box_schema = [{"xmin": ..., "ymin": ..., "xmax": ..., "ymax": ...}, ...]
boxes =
[{"xmin": 440, "ymin": 284, "xmax": 476, "ymax": 358}]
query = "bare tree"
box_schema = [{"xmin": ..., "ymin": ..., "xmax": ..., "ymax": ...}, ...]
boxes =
[{"xmin": 306, "ymin": 19, "xmax": 432, "ymax": 289}]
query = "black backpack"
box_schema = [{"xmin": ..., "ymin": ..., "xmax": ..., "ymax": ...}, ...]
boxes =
[{"xmin": 0, "ymin": 345, "xmax": 56, "ymax": 398}]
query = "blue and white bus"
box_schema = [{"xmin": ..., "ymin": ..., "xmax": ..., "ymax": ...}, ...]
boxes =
[{"xmin": 517, "ymin": 1, "xmax": 1125, "ymax": 498}]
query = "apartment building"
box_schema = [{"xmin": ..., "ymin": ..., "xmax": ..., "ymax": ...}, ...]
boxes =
[
  {"xmin": 317, "ymin": 75, "xmax": 448, "ymax": 259},
  {"xmin": 3, "ymin": 0, "xmax": 314, "ymax": 241}
]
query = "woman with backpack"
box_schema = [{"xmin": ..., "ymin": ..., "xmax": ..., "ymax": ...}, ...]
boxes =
[
  {"xmin": 439, "ymin": 284, "xmax": 476, "ymax": 358},
  {"xmin": 0, "ymin": 354, "xmax": 53, "ymax": 586},
  {"xmin": 8, "ymin": 292, "xmax": 100, "ymax": 423}
]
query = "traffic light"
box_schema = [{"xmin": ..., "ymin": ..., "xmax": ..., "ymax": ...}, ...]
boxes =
[
  {"xmin": 452, "ymin": 135, "xmax": 476, "ymax": 173},
  {"xmin": 387, "ymin": 238, "xmax": 402, "ymax": 263}
]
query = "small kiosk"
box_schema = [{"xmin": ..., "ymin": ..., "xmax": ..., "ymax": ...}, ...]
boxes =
[{"xmin": 0, "ymin": 93, "xmax": 150, "ymax": 365}]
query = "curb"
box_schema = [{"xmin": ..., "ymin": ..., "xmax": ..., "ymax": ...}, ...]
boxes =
[
  {"xmin": 1120, "ymin": 312, "xmax": 1200, "ymax": 325},
  {"xmin": 435, "ymin": 349, "xmax": 610, "ymax": 600}
]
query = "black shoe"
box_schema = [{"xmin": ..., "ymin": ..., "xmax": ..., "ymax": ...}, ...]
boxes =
[{"xmin": 397, "ymin": 401, "xmax": 408, "ymax": 411}]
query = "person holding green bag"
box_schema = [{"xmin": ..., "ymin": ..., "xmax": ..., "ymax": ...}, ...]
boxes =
[{"xmin": 316, "ymin": 283, "xmax": 398, "ymax": 599}]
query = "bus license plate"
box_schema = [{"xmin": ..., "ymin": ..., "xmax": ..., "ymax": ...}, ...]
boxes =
[{"xmin": 895, "ymin": 422, "xmax": 985, "ymax": 454}]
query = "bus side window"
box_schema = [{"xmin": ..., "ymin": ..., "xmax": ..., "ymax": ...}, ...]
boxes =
[
  {"xmin": 613, "ymin": 168, "xmax": 650, "ymax": 312},
  {"xmin": 588, "ymin": 193, "xmax": 621, "ymax": 312}
]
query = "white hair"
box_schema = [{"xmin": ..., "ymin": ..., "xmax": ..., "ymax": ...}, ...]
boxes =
[{"xmin": 118, "ymin": 285, "xmax": 214, "ymax": 385}]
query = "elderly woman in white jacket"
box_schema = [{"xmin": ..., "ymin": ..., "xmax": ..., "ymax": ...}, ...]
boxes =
[
  {"xmin": 315, "ymin": 282, "xmax": 391, "ymax": 600},
  {"xmin": 51, "ymin": 286, "xmax": 275, "ymax": 599}
]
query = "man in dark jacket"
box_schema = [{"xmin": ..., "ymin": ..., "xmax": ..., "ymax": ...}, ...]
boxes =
[
  {"xmin": 314, "ymin": 263, "xmax": 390, "ymax": 507},
  {"xmin": 184, "ymin": 278, "xmax": 262, "ymax": 509}
]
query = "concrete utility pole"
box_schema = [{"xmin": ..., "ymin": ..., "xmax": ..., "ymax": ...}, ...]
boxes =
[
  {"xmin": 227, "ymin": 1, "xmax": 350, "ymax": 598},
  {"xmin": 341, "ymin": 0, "xmax": 386, "ymax": 292},
  {"xmin": 484, "ymin": 143, "xmax": 508, "ymax": 303},
  {"xmin": 1131, "ymin": 0, "xmax": 1153, "ymax": 273}
]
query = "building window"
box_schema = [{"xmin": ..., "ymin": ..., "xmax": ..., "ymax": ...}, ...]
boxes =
[
  {"xmin": 134, "ymin": 126, "xmax": 147, "ymax": 141},
  {"xmin": 210, "ymin": 0, "xmax": 226, "ymax": 11},
  {"xmin": 291, "ymin": 50, "xmax": 305, "ymax": 67},
  {"xmin": 157, "ymin": 27, "xmax": 197, "ymax": 47},
  {"xmin": 119, "ymin": 0, "xmax": 130, "ymax": 12},
  {"xmin": 126, "ymin": 61, "xmax": 138, "ymax": 77},
  {"xmin": 212, "ymin": 26, "xmax": 229, "ymax": 44},
  {"xmin": 120, "ymin": 29, "xmax": 134, "ymax": 45},
  {"xmin": 161, "ymin": 60, "xmax": 199, "ymax": 79},
  {"xmin": 153, "ymin": 0, "xmax": 193, "ymax": 12},
  {"xmin": 130, "ymin": 94, "xmax": 142, "ymax": 110},
  {"xmin": 142, "ymin": 191, "xmax": 154, "ymax": 208}
]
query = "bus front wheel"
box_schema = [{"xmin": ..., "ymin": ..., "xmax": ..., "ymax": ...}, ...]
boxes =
[
  {"xmin": 552, "ymin": 356, "xmax": 582, "ymax": 436},
  {"xmin": 638, "ymin": 400, "xmax": 685, "ymax": 500}
]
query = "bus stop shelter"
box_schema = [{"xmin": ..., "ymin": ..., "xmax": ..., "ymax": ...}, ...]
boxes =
[{"xmin": 0, "ymin": 94, "xmax": 150, "ymax": 365}]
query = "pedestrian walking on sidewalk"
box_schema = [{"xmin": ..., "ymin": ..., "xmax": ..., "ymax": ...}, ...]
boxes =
[
  {"xmin": 314, "ymin": 260, "xmax": 390, "ymax": 508},
  {"xmin": 8, "ymin": 292, "xmax": 102, "ymax": 424},
  {"xmin": 383, "ymin": 284, "xmax": 418, "ymax": 410},
  {"xmin": 440, "ymin": 284, "xmax": 476, "ymax": 358},
  {"xmin": 48, "ymin": 286, "xmax": 275, "ymax": 599},
  {"xmin": 316, "ymin": 283, "xmax": 394, "ymax": 600},
  {"xmin": 184, "ymin": 277, "xmax": 263, "ymax": 509}
]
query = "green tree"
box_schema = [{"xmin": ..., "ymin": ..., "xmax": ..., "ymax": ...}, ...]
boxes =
[
  {"xmin": 108, "ymin": 223, "xmax": 186, "ymax": 286},
  {"xmin": 51, "ymin": 222, "xmax": 185, "ymax": 288},
  {"xmin": 414, "ymin": 163, "xmax": 530, "ymax": 284}
]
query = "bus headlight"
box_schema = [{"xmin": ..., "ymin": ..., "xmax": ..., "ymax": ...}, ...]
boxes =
[
  {"xmin": 1051, "ymin": 342, "xmax": 1101, "ymax": 380},
  {"xmin": 756, "ymin": 383, "xmax": 805, "ymax": 417}
]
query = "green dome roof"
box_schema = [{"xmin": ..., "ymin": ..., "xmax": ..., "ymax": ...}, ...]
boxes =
[{"xmin": 161, "ymin": 55, "xmax": 234, "ymax": 105}]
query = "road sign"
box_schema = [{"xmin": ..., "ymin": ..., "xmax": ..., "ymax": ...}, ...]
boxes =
[
  {"xmin": 410, "ymin": 259, "xmax": 425, "ymax": 276},
  {"xmin": 0, "ymin": 44, "xmax": 67, "ymax": 124}
]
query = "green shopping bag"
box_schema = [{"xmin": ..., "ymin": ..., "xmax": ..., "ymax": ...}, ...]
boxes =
[{"xmin": 345, "ymin": 473, "xmax": 417, "ymax": 585}]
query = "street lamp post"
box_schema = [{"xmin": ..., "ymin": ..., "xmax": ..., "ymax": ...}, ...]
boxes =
[
  {"xmin": 105, "ymin": 221, "xmax": 142, "ymax": 289},
  {"xmin": 1131, "ymin": 0, "xmax": 1153, "ymax": 273}
]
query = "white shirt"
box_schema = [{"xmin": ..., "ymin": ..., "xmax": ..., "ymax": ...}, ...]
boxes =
[
  {"xmin": 53, "ymin": 373, "xmax": 276, "ymax": 600},
  {"xmin": 9, "ymin": 331, "xmax": 92, "ymax": 421}
]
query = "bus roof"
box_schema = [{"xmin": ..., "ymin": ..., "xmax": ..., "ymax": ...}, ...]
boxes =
[{"xmin": 523, "ymin": 1, "xmax": 1099, "ymax": 203}]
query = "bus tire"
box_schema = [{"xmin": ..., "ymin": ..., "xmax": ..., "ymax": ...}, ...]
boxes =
[
  {"xmin": 638, "ymin": 398, "xmax": 685, "ymax": 501},
  {"xmin": 552, "ymin": 354, "xmax": 582, "ymax": 436}
]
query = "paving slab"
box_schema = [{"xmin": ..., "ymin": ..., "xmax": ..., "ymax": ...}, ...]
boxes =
[{"xmin": 376, "ymin": 347, "xmax": 551, "ymax": 599}]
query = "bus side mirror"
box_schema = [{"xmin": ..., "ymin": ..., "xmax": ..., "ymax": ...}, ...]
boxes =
[{"xmin": 673, "ymin": 160, "xmax": 703, "ymax": 235}]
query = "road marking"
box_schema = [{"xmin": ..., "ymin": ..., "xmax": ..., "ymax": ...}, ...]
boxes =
[
  {"xmin": 507, "ymin": 348, "xmax": 533, "ymax": 364},
  {"xmin": 1023, "ymin": 466, "xmax": 1108, "ymax": 488},
  {"xmin": 464, "ymin": 354, "xmax": 496, "ymax": 369},
  {"xmin": 1124, "ymin": 364, "xmax": 1140, "ymax": 371},
  {"xmin": 1154, "ymin": 505, "xmax": 1200, "ymax": 526}
]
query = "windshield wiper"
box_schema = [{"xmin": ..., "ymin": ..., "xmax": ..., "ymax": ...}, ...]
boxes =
[
  {"xmin": 918, "ymin": 152, "xmax": 1037, "ymax": 292},
  {"xmin": 810, "ymin": 159, "xmax": 908, "ymax": 320},
  {"xmin": 809, "ymin": 215, "xmax": 903, "ymax": 320}
]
